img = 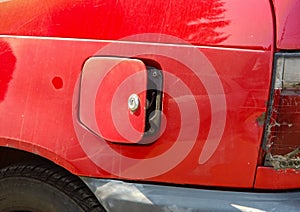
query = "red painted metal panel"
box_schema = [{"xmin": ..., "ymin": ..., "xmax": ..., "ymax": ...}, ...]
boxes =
[
  {"xmin": 255, "ymin": 166, "xmax": 300, "ymax": 189},
  {"xmin": 0, "ymin": 37, "xmax": 273, "ymax": 188},
  {"xmin": 79, "ymin": 57, "xmax": 147, "ymax": 143},
  {"xmin": 0, "ymin": 0, "xmax": 273, "ymax": 49},
  {"xmin": 271, "ymin": 0, "xmax": 300, "ymax": 50},
  {"xmin": 0, "ymin": 0, "xmax": 275, "ymax": 188}
]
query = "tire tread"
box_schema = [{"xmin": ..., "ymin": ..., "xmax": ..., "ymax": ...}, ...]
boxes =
[{"xmin": 0, "ymin": 162, "xmax": 105, "ymax": 212}]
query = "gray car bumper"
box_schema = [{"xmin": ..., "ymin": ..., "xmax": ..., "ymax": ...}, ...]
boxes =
[{"xmin": 81, "ymin": 177, "xmax": 300, "ymax": 212}]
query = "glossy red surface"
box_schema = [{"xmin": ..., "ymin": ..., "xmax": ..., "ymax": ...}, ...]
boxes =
[
  {"xmin": 79, "ymin": 57, "xmax": 147, "ymax": 143},
  {"xmin": 255, "ymin": 166, "xmax": 300, "ymax": 189},
  {"xmin": 271, "ymin": 0, "xmax": 300, "ymax": 50},
  {"xmin": 0, "ymin": 37, "xmax": 273, "ymax": 187},
  {"xmin": 0, "ymin": 0, "xmax": 276, "ymax": 188},
  {"xmin": 0, "ymin": 0, "xmax": 273, "ymax": 49}
]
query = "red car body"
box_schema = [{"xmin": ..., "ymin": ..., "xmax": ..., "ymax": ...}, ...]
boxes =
[{"xmin": 0, "ymin": 0, "xmax": 300, "ymax": 211}]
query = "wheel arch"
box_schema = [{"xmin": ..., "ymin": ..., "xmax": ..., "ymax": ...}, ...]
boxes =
[
  {"xmin": 0, "ymin": 144, "xmax": 106, "ymax": 211},
  {"xmin": 0, "ymin": 137, "xmax": 77, "ymax": 173}
]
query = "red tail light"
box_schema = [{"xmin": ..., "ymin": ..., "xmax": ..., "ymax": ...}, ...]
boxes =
[{"xmin": 264, "ymin": 53, "xmax": 300, "ymax": 169}]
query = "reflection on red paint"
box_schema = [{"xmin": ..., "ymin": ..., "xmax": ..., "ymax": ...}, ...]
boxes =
[
  {"xmin": 0, "ymin": 0, "xmax": 276, "ymax": 189},
  {"xmin": 0, "ymin": 0, "xmax": 275, "ymax": 48}
]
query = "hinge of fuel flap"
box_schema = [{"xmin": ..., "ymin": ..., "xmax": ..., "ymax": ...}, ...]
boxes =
[{"xmin": 144, "ymin": 66, "xmax": 163, "ymax": 139}]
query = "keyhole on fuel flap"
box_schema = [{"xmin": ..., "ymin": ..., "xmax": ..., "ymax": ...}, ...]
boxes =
[{"xmin": 128, "ymin": 94, "xmax": 140, "ymax": 112}]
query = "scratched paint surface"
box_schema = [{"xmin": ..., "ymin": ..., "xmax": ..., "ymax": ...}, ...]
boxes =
[
  {"xmin": 0, "ymin": 0, "xmax": 272, "ymax": 48},
  {"xmin": 0, "ymin": 0, "xmax": 275, "ymax": 188}
]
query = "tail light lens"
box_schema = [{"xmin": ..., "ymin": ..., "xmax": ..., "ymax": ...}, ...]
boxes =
[{"xmin": 264, "ymin": 53, "xmax": 300, "ymax": 169}]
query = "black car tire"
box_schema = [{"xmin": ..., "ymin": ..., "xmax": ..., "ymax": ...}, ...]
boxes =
[{"xmin": 0, "ymin": 162, "xmax": 105, "ymax": 212}]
